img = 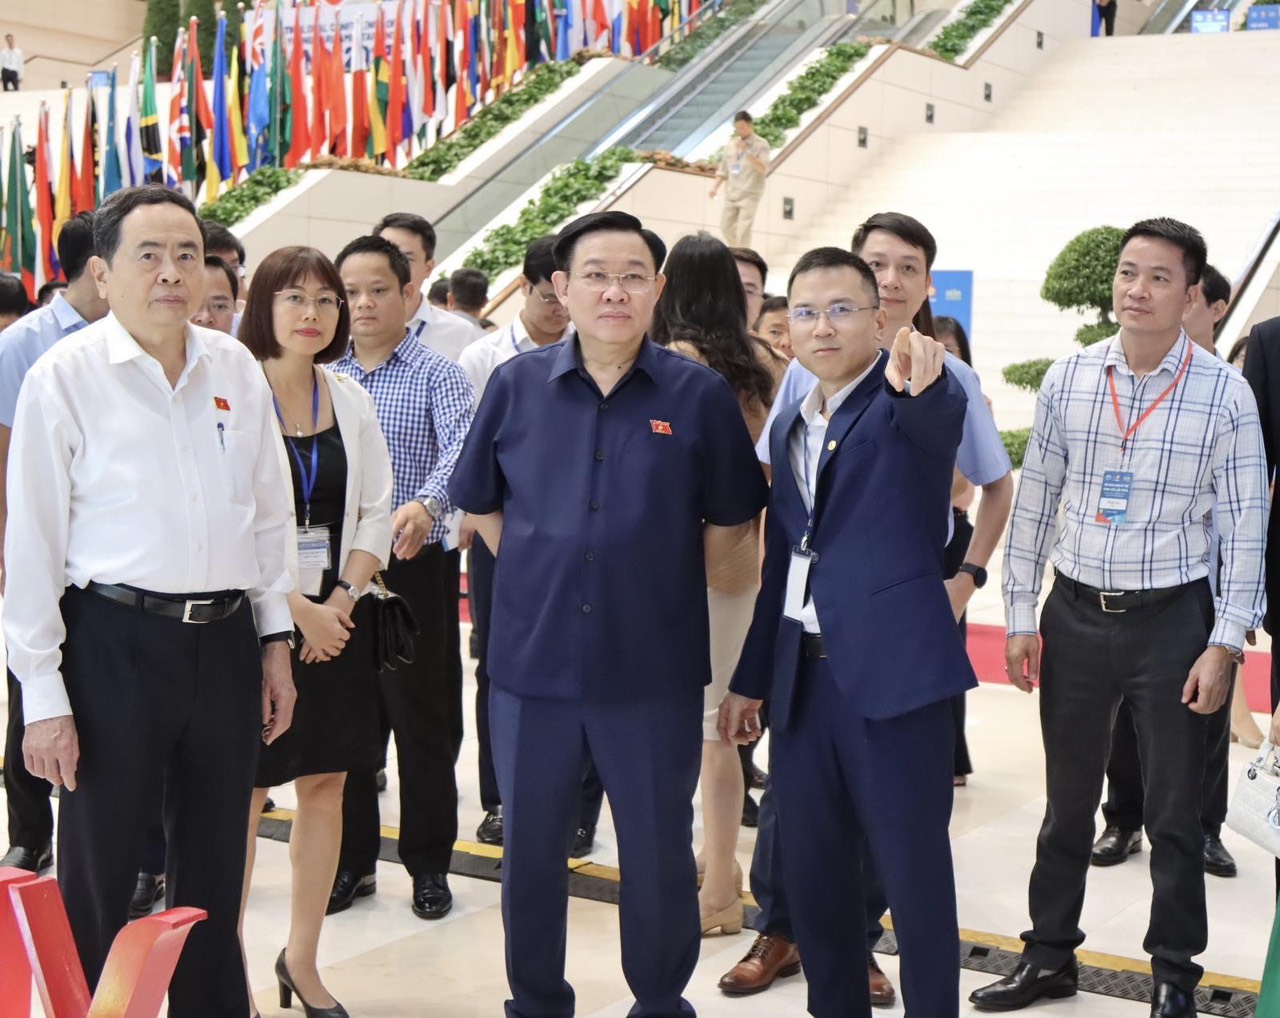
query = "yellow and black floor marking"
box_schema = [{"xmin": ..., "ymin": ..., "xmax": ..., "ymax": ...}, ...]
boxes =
[{"xmin": 284, "ymin": 811, "xmax": 1262, "ymax": 1015}]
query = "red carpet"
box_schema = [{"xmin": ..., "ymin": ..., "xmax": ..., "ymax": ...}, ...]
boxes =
[{"xmin": 967, "ymin": 623, "xmax": 1274, "ymax": 713}]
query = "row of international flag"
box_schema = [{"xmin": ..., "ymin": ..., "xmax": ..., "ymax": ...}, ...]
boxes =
[{"xmin": 1, "ymin": 0, "xmax": 707, "ymax": 300}]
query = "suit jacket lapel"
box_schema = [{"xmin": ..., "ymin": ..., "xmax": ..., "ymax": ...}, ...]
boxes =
[
  {"xmin": 815, "ymin": 353, "xmax": 886, "ymax": 480},
  {"xmin": 770, "ymin": 399, "xmax": 808, "ymax": 523}
]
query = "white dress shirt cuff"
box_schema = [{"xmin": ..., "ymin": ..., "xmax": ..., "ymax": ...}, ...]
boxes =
[
  {"xmin": 249, "ymin": 589, "xmax": 293, "ymax": 639},
  {"xmin": 21, "ymin": 673, "xmax": 74, "ymax": 725}
]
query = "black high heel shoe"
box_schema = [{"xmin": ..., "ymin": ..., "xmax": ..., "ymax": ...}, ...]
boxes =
[{"xmin": 275, "ymin": 949, "xmax": 350, "ymax": 1017}]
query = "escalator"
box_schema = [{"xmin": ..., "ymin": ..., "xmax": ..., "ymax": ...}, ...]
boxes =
[
  {"xmin": 1139, "ymin": 0, "xmax": 1250, "ymax": 33},
  {"xmin": 432, "ymin": 0, "xmax": 903, "ymax": 259}
]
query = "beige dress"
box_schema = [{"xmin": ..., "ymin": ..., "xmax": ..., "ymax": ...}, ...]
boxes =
[{"xmin": 669, "ymin": 340, "xmax": 785, "ymax": 739}]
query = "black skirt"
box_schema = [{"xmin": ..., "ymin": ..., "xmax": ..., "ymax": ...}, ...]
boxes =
[{"xmin": 255, "ymin": 593, "xmax": 381, "ymax": 787}]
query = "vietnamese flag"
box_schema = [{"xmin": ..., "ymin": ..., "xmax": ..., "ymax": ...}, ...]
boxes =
[
  {"xmin": 73, "ymin": 81, "xmax": 99, "ymax": 212},
  {"xmin": 386, "ymin": 0, "xmax": 407, "ymax": 166}
]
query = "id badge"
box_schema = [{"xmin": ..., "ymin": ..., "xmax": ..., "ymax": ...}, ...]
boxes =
[
  {"xmin": 297, "ymin": 525, "xmax": 332, "ymax": 571},
  {"xmin": 1095, "ymin": 470, "xmax": 1134, "ymax": 525},
  {"xmin": 783, "ymin": 547, "xmax": 817, "ymax": 621},
  {"xmin": 731, "ymin": 163, "xmax": 742, "ymax": 176}
]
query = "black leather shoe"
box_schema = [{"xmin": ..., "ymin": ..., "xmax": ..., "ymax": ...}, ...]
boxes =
[
  {"xmin": 1204, "ymin": 834, "xmax": 1237, "ymax": 878},
  {"xmin": 1091, "ymin": 827, "xmax": 1142, "ymax": 866},
  {"xmin": 476, "ymin": 808, "xmax": 503, "ymax": 846},
  {"xmin": 570, "ymin": 826, "xmax": 595, "ymax": 858},
  {"xmin": 128, "ymin": 872, "xmax": 165, "ymax": 920},
  {"xmin": 0, "ymin": 843, "xmax": 52, "ymax": 872},
  {"xmin": 1150, "ymin": 981, "xmax": 1196, "ymax": 1017},
  {"xmin": 326, "ymin": 870, "xmax": 376, "ymax": 915},
  {"xmin": 261, "ymin": 797, "xmax": 276, "ymax": 814},
  {"xmin": 742, "ymin": 791, "xmax": 760, "ymax": 828},
  {"xmin": 970, "ymin": 960, "xmax": 1078, "ymax": 1011},
  {"xmin": 745, "ymin": 764, "xmax": 767, "ymax": 790},
  {"xmin": 411, "ymin": 873, "xmax": 453, "ymax": 920},
  {"xmin": 375, "ymin": 768, "xmax": 388, "ymax": 792}
]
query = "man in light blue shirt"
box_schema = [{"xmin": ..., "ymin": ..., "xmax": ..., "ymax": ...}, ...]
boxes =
[
  {"xmin": 0, "ymin": 211, "xmax": 109, "ymax": 874},
  {"xmin": 722, "ymin": 212, "xmax": 1013, "ymax": 1007}
]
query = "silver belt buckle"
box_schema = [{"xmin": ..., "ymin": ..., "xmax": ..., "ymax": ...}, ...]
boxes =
[
  {"xmin": 1099, "ymin": 591, "xmax": 1126, "ymax": 613},
  {"xmin": 182, "ymin": 598, "xmax": 217, "ymax": 624}
]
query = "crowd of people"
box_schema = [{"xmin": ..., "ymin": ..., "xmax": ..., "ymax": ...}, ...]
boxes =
[{"xmin": 0, "ymin": 184, "xmax": 1278, "ymax": 1018}]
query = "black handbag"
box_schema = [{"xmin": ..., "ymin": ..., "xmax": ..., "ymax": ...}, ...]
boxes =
[{"xmin": 370, "ymin": 572, "xmax": 420, "ymax": 671}]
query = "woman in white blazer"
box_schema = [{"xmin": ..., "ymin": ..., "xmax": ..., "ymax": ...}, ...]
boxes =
[{"xmin": 234, "ymin": 247, "xmax": 393, "ymax": 1018}]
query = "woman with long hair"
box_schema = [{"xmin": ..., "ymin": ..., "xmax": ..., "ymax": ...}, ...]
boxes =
[
  {"xmin": 652, "ymin": 232, "xmax": 785, "ymax": 934},
  {"xmin": 236, "ymin": 246, "xmax": 394, "ymax": 1017}
]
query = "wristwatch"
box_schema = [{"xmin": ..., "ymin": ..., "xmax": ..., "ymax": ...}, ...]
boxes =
[
  {"xmin": 421, "ymin": 496, "xmax": 445, "ymax": 519},
  {"xmin": 956, "ymin": 563, "xmax": 988, "ymax": 588},
  {"xmin": 335, "ymin": 580, "xmax": 360, "ymax": 602},
  {"xmin": 260, "ymin": 631, "xmax": 296, "ymax": 650}
]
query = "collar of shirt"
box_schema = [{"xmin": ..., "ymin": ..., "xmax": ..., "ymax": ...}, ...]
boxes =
[
  {"xmin": 102, "ymin": 313, "xmax": 212, "ymax": 384},
  {"xmin": 548, "ymin": 334, "xmax": 660, "ymax": 385},
  {"xmin": 796, "ymin": 354, "xmax": 880, "ymax": 427},
  {"xmin": 335, "ymin": 331, "xmax": 424, "ymax": 376},
  {"xmin": 1103, "ymin": 329, "xmax": 1191, "ymax": 380},
  {"xmin": 49, "ymin": 293, "xmax": 88, "ymax": 333},
  {"xmin": 509, "ymin": 312, "xmax": 535, "ymax": 350}
]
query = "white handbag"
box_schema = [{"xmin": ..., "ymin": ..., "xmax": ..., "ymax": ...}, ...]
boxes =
[{"xmin": 1226, "ymin": 741, "xmax": 1280, "ymax": 858}]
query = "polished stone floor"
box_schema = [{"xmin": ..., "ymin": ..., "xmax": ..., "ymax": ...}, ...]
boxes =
[{"xmin": 4, "ymin": 622, "xmax": 1274, "ymax": 1016}]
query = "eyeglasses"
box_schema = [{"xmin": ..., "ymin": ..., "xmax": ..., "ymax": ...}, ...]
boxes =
[
  {"xmin": 570, "ymin": 271, "xmax": 657, "ymax": 294},
  {"xmin": 275, "ymin": 289, "xmax": 344, "ymax": 313},
  {"xmin": 786, "ymin": 304, "xmax": 878, "ymax": 328},
  {"xmin": 532, "ymin": 287, "xmax": 561, "ymax": 304},
  {"xmin": 197, "ymin": 298, "xmax": 236, "ymax": 316}
]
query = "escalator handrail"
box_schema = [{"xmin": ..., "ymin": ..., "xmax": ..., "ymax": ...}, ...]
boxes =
[
  {"xmin": 431, "ymin": 0, "xmax": 794, "ymax": 230},
  {"xmin": 1217, "ymin": 209, "xmax": 1280, "ymax": 345},
  {"xmin": 1140, "ymin": 0, "xmax": 1206, "ymax": 32}
]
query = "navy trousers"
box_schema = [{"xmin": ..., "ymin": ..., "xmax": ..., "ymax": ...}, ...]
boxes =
[
  {"xmin": 770, "ymin": 657, "xmax": 959, "ymax": 1018},
  {"xmin": 490, "ymin": 685, "xmax": 702, "ymax": 1018}
]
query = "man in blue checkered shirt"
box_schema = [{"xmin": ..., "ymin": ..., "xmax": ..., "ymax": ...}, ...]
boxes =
[
  {"xmin": 328, "ymin": 234, "xmax": 475, "ymax": 922},
  {"xmin": 972, "ymin": 219, "xmax": 1268, "ymax": 1018}
]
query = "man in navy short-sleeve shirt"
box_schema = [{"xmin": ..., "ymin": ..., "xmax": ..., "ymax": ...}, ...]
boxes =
[{"xmin": 450, "ymin": 211, "xmax": 767, "ymax": 1018}]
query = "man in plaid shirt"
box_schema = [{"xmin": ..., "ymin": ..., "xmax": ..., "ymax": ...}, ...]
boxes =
[{"xmin": 971, "ymin": 218, "xmax": 1267, "ymax": 1018}]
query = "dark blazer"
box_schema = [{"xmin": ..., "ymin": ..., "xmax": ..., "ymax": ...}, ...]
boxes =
[
  {"xmin": 730, "ymin": 351, "xmax": 977, "ymax": 727},
  {"xmin": 1243, "ymin": 315, "xmax": 1280, "ymax": 635}
]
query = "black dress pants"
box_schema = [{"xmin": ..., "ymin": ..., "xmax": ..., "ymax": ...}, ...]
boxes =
[
  {"xmin": 470, "ymin": 535, "xmax": 606, "ymax": 828},
  {"xmin": 341, "ymin": 544, "xmax": 460, "ymax": 878},
  {"xmin": 4, "ymin": 668, "xmax": 54, "ymax": 849},
  {"xmin": 1022, "ymin": 579, "xmax": 1213, "ymax": 991},
  {"xmin": 56, "ymin": 586, "xmax": 261, "ymax": 1017},
  {"xmin": 1102, "ymin": 674, "xmax": 1232, "ymax": 836},
  {"xmin": 1096, "ymin": 0, "xmax": 1117, "ymax": 35}
]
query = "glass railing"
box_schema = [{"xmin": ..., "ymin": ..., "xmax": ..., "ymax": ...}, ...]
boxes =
[
  {"xmin": 1140, "ymin": 0, "xmax": 1248, "ymax": 32},
  {"xmin": 611, "ymin": 0, "xmax": 898, "ymax": 156},
  {"xmin": 431, "ymin": 0, "xmax": 862, "ymax": 259}
]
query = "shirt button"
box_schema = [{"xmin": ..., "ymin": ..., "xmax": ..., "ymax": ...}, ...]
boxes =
[
  {"xmin": 594, "ymin": 450, "xmax": 605, "ymax": 462},
  {"xmin": 600, "ymin": 401, "xmax": 610, "ymax": 411},
  {"xmin": 584, "ymin": 551, "xmax": 596, "ymax": 562},
  {"xmin": 582, "ymin": 603, "xmax": 593, "ymax": 614},
  {"xmin": 589, "ymin": 499, "xmax": 601, "ymax": 510}
]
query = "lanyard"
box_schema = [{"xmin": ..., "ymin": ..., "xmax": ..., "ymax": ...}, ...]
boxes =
[
  {"xmin": 274, "ymin": 374, "xmax": 320, "ymax": 527},
  {"xmin": 1107, "ymin": 340, "xmax": 1192, "ymax": 451},
  {"xmin": 409, "ymin": 319, "xmax": 427, "ymax": 344},
  {"xmin": 799, "ymin": 419, "xmax": 820, "ymax": 552},
  {"xmin": 510, "ymin": 326, "xmax": 522, "ymax": 355}
]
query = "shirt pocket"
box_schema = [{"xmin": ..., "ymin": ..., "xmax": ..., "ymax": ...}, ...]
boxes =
[{"xmin": 218, "ymin": 429, "xmax": 257, "ymax": 507}]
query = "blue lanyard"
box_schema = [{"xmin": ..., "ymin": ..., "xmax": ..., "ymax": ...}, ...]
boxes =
[
  {"xmin": 510, "ymin": 326, "xmax": 522, "ymax": 355},
  {"xmin": 274, "ymin": 374, "xmax": 320, "ymax": 528}
]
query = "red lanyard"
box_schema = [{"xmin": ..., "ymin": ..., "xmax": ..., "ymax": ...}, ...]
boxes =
[{"xmin": 1107, "ymin": 340, "xmax": 1192, "ymax": 450}]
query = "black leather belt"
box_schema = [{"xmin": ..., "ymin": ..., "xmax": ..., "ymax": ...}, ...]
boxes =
[
  {"xmin": 802, "ymin": 633, "xmax": 828, "ymax": 659},
  {"xmin": 86, "ymin": 581, "xmax": 245, "ymax": 624},
  {"xmin": 1053, "ymin": 570, "xmax": 1194, "ymax": 614}
]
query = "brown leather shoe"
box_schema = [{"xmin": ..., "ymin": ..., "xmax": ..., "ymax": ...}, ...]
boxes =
[
  {"xmin": 869, "ymin": 954, "xmax": 896, "ymax": 1008},
  {"xmin": 718, "ymin": 933, "xmax": 802, "ymax": 996}
]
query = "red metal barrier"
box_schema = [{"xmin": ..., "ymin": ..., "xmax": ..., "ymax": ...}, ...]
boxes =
[
  {"xmin": 0, "ymin": 867, "xmax": 40, "ymax": 1018},
  {"xmin": 8, "ymin": 875, "xmax": 206, "ymax": 1018}
]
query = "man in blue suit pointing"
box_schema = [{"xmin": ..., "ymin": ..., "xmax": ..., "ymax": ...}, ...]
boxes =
[{"xmin": 720, "ymin": 247, "xmax": 975, "ymax": 1018}]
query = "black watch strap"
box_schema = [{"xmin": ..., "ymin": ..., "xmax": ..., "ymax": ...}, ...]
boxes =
[
  {"xmin": 260, "ymin": 631, "xmax": 296, "ymax": 649},
  {"xmin": 957, "ymin": 563, "xmax": 988, "ymax": 588}
]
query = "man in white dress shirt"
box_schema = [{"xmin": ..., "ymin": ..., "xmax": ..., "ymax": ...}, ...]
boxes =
[
  {"xmin": 3, "ymin": 185, "xmax": 296, "ymax": 1017},
  {"xmin": 373, "ymin": 212, "xmax": 483, "ymax": 363},
  {"xmin": 1, "ymin": 34, "xmax": 22, "ymax": 91}
]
